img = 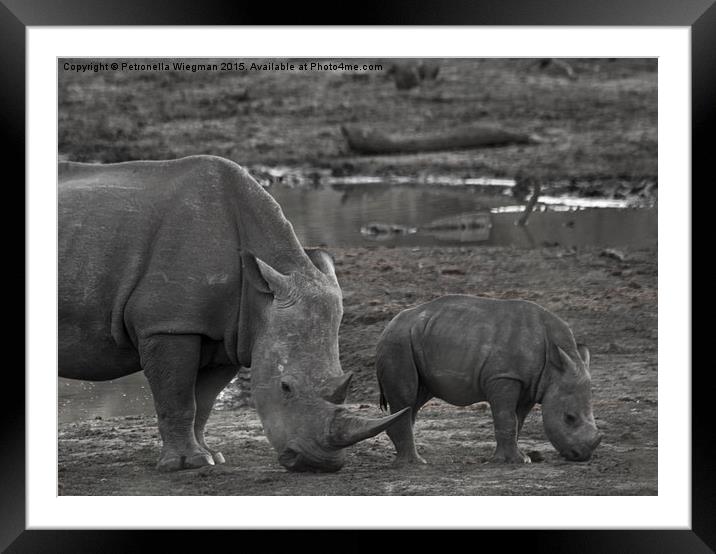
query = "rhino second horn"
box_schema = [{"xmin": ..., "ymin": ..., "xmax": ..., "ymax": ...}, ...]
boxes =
[
  {"xmin": 322, "ymin": 372, "xmax": 354, "ymax": 404},
  {"xmin": 328, "ymin": 406, "xmax": 411, "ymax": 447}
]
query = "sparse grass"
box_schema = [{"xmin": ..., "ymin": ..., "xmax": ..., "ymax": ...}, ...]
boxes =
[{"xmin": 58, "ymin": 57, "xmax": 657, "ymax": 183}]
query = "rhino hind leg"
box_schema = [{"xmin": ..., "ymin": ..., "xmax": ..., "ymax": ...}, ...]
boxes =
[
  {"xmin": 388, "ymin": 385, "xmax": 432, "ymax": 467},
  {"xmin": 194, "ymin": 364, "xmax": 240, "ymax": 464},
  {"xmin": 486, "ymin": 379, "xmax": 532, "ymax": 464},
  {"xmin": 140, "ymin": 334, "xmax": 214, "ymax": 471},
  {"xmin": 376, "ymin": 341, "xmax": 431, "ymax": 466}
]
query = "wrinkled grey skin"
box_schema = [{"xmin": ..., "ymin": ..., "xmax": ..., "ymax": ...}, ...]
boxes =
[
  {"xmin": 376, "ymin": 295, "xmax": 602, "ymax": 465},
  {"xmin": 59, "ymin": 155, "xmax": 409, "ymax": 472}
]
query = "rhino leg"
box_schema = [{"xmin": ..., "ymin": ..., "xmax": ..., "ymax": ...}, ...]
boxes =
[
  {"xmin": 194, "ymin": 364, "xmax": 239, "ymax": 465},
  {"xmin": 376, "ymin": 342, "xmax": 430, "ymax": 466},
  {"xmin": 486, "ymin": 379, "xmax": 532, "ymax": 464},
  {"xmin": 517, "ymin": 401, "xmax": 535, "ymax": 435},
  {"xmin": 140, "ymin": 334, "xmax": 214, "ymax": 471}
]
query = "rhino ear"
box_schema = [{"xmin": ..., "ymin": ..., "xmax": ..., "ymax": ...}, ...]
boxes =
[
  {"xmin": 555, "ymin": 346, "xmax": 579, "ymax": 375},
  {"xmin": 321, "ymin": 372, "xmax": 353, "ymax": 404},
  {"xmin": 304, "ymin": 247, "xmax": 336, "ymax": 278},
  {"xmin": 241, "ymin": 252, "xmax": 290, "ymax": 296},
  {"xmin": 576, "ymin": 343, "xmax": 591, "ymax": 369}
]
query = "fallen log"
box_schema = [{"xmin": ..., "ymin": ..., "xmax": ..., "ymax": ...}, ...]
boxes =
[{"xmin": 341, "ymin": 124, "xmax": 536, "ymax": 155}]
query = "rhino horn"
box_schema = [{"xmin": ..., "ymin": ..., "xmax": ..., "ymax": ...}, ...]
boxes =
[
  {"xmin": 322, "ymin": 372, "xmax": 353, "ymax": 404},
  {"xmin": 328, "ymin": 406, "xmax": 411, "ymax": 447}
]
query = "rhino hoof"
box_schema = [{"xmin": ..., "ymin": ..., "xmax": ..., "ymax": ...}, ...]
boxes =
[
  {"xmin": 391, "ymin": 454, "xmax": 428, "ymax": 468},
  {"xmin": 491, "ymin": 451, "xmax": 532, "ymax": 464},
  {"xmin": 157, "ymin": 451, "xmax": 215, "ymax": 472},
  {"xmin": 211, "ymin": 451, "xmax": 226, "ymax": 465},
  {"xmin": 184, "ymin": 452, "xmax": 215, "ymax": 469}
]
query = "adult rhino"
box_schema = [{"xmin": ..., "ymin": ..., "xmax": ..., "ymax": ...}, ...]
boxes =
[
  {"xmin": 59, "ymin": 155, "xmax": 409, "ymax": 472},
  {"xmin": 376, "ymin": 295, "xmax": 602, "ymax": 465}
]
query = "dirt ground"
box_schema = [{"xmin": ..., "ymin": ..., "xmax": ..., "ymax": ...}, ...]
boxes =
[{"xmin": 58, "ymin": 245, "xmax": 657, "ymax": 495}]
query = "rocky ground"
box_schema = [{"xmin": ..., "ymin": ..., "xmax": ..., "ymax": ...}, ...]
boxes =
[{"xmin": 58, "ymin": 244, "xmax": 657, "ymax": 495}]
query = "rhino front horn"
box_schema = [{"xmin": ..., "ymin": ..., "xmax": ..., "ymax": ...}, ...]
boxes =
[{"xmin": 328, "ymin": 406, "xmax": 411, "ymax": 448}]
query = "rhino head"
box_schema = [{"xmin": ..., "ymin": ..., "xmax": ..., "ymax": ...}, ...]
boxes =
[
  {"xmin": 241, "ymin": 249, "xmax": 409, "ymax": 472},
  {"xmin": 541, "ymin": 345, "xmax": 602, "ymax": 461}
]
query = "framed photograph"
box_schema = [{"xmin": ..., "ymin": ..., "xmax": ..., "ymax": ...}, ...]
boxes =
[{"xmin": 9, "ymin": 0, "xmax": 710, "ymax": 551}]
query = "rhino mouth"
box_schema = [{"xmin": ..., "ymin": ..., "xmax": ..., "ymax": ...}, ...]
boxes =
[
  {"xmin": 278, "ymin": 440, "xmax": 344, "ymax": 473},
  {"xmin": 560, "ymin": 435, "xmax": 602, "ymax": 462},
  {"xmin": 561, "ymin": 448, "xmax": 592, "ymax": 462}
]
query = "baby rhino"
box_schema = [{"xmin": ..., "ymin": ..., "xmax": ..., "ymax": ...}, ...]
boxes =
[{"xmin": 376, "ymin": 295, "xmax": 602, "ymax": 465}]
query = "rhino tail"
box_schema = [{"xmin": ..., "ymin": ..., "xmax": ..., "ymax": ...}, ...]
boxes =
[{"xmin": 378, "ymin": 381, "xmax": 388, "ymax": 412}]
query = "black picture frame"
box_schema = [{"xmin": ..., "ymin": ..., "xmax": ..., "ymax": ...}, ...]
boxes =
[{"xmin": 7, "ymin": 1, "xmax": 711, "ymax": 551}]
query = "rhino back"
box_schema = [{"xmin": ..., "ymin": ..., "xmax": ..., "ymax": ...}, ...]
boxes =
[
  {"xmin": 58, "ymin": 155, "xmax": 305, "ymax": 376},
  {"xmin": 407, "ymin": 295, "xmax": 552, "ymax": 404}
]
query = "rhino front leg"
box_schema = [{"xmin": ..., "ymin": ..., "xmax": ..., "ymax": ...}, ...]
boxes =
[
  {"xmin": 140, "ymin": 334, "xmax": 213, "ymax": 471},
  {"xmin": 194, "ymin": 364, "xmax": 239, "ymax": 465},
  {"xmin": 487, "ymin": 379, "xmax": 531, "ymax": 464},
  {"xmin": 517, "ymin": 401, "xmax": 535, "ymax": 435}
]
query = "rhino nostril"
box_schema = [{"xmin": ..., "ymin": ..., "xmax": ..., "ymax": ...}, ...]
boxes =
[{"xmin": 278, "ymin": 448, "xmax": 300, "ymax": 468}]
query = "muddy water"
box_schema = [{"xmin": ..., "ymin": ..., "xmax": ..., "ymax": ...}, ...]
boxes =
[
  {"xmin": 59, "ymin": 183, "xmax": 657, "ymax": 423},
  {"xmin": 268, "ymin": 185, "xmax": 657, "ymax": 248},
  {"xmin": 58, "ymin": 374, "xmax": 153, "ymax": 423}
]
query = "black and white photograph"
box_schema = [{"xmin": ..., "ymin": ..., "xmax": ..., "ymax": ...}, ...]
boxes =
[
  {"xmin": 57, "ymin": 56, "xmax": 658, "ymax": 496},
  {"xmin": 6, "ymin": 2, "xmax": 710, "ymax": 547}
]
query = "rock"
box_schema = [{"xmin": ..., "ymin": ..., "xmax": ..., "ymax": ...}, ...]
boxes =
[
  {"xmin": 358, "ymin": 310, "xmax": 391, "ymax": 325},
  {"xmin": 387, "ymin": 60, "xmax": 440, "ymax": 90},
  {"xmin": 536, "ymin": 58, "xmax": 577, "ymax": 80},
  {"xmin": 360, "ymin": 222, "xmax": 417, "ymax": 238},
  {"xmin": 229, "ymin": 88, "xmax": 249, "ymax": 102},
  {"xmin": 389, "ymin": 62, "xmax": 421, "ymax": 90},
  {"xmin": 417, "ymin": 60, "xmax": 440, "ymax": 81},
  {"xmin": 607, "ymin": 342, "xmax": 627, "ymax": 353},
  {"xmin": 600, "ymin": 248, "xmax": 626, "ymax": 262},
  {"xmin": 440, "ymin": 266, "xmax": 466, "ymax": 275}
]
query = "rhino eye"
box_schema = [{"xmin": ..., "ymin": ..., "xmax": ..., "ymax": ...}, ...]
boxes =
[
  {"xmin": 564, "ymin": 413, "xmax": 577, "ymax": 425},
  {"xmin": 280, "ymin": 380, "xmax": 293, "ymax": 397}
]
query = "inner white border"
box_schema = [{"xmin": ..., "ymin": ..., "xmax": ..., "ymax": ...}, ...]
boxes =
[{"xmin": 27, "ymin": 27, "xmax": 690, "ymax": 529}]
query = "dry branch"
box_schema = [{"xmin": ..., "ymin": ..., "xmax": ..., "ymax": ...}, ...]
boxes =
[{"xmin": 516, "ymin": 181, "xmax": 542, "ymax": 226}]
